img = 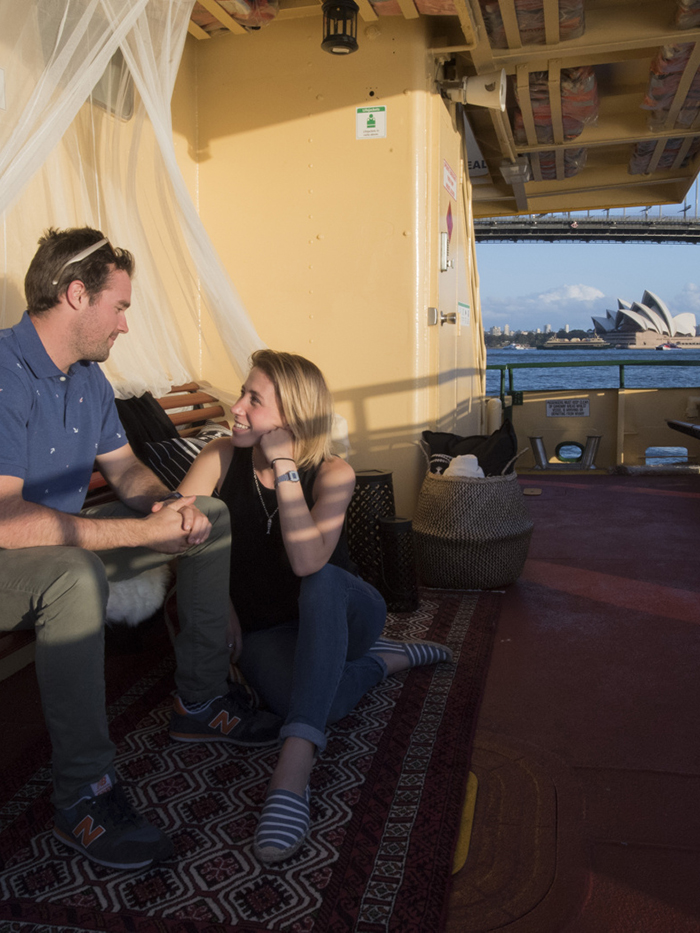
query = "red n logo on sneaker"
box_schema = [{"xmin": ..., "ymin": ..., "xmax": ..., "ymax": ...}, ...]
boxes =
[
  {"xmin": 209, "ymin": 711, "xmax": 241, "ymax": 735},
  {"xmin": 73, "ymin": 816, "xmax": 106, "ymax": 847}
]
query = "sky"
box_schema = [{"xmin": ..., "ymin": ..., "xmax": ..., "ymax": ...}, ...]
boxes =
[{"xmin": 475, "ymin": 223, "xmax": 700, "ymax": 334}]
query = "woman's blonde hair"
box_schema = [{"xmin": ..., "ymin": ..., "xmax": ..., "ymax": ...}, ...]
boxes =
[{"xmin": 251, "ymin": 349, "xmax": 334, "ymax": 470}]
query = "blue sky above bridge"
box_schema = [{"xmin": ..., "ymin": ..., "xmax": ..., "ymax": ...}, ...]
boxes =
[
  {"xmin": 476, "ymin": 185, "xmax": 700, "ymax": 332},
  {"xmin": 475, "ymin": 239, "xmax": 700, "ymax": 333}
]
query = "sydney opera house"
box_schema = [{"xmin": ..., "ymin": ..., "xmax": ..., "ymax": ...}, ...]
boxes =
[{"xmin": 592, "ymin": 291, "xmax": 700, "ymax": 348}]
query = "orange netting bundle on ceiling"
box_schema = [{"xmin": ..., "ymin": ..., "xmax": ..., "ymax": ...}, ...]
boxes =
[
  {"xmin": 629, "ymin": 136, "xmax": 700, "ymax": 174},
  {"xmin": 478, "ymin": 0, "xmax": 584, "ymax": 49},
  {"xmin": 674, "ymin": 0, "xmax": 700, "ymax": 29},
  {"xmin": 642, "ymin": 44, "xmax": 700, "ymax": 128},
  {"xmin": 513, "ymin": 66, "xmax": 599, "ymax": 145},
  {"xmin": 531, "ymin": 147, "xmax": 587, "ymax": 179}
]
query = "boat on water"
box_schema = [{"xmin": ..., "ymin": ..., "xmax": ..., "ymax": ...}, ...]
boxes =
[
  {"xmin": 501, "ymin": 343, "xmax": 528, "ymax": 350},
  {"xmin": 538, "ymin": 337, "xmax": 611, "ymax": 350},
  {"xmin": 656, "ymin": 342, "xmax": 682, "ymax": 350}
]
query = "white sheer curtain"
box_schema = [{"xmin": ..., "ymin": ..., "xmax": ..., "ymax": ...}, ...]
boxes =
[{"xmin": 0, "ymin": 0, "xmax": 263, "ymax": 397}]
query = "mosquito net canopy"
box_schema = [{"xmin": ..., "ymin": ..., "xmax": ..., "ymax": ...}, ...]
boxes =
[{"xmin": 0, "ymin": 0, "xmax": 263, "ymax": 398}]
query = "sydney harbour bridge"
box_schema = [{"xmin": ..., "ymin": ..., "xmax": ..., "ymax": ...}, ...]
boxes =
[{"xmin": 474, "ymin": 205, "xmax": 700, "ymax": 244}]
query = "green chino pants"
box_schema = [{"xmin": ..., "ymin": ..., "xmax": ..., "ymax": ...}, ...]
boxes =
[{"xmin": 0, "ymin": 496, "xmax": 231, "ymax": 808}]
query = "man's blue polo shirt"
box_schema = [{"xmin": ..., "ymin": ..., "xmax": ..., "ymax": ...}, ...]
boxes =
[{"xmin": 0, "ymin": 313, "xmax": 126, "ymax": 514}]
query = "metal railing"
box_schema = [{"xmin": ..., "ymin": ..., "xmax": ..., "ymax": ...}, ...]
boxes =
[{"xmin": 487, "ymin": 358, "xmax": 700, "ymax": 406}]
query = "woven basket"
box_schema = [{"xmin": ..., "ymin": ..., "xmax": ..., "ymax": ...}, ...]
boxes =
[{"xmin": 413, "ymin": 471, "xmax": 533, "ymax": 589}]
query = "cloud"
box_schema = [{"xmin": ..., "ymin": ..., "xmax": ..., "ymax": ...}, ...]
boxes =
[
  {"xmin": 481, "ymin": 283, "xmax": 611, "ymax": 331},
  {"xmin": 537, "ymin": 284, "xmax": 606, "ymax": 303},
  {"xmin": 673, "ymin": 282, "xmax": 700, "ymax": 313}
]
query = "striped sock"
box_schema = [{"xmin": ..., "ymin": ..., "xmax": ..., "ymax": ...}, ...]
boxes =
[{"xmin": 369, "ymin": 637, "xmax": 453, "ymax": 667}]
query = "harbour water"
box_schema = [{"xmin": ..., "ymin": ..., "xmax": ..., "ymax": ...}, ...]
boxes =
[
  {"xmin": 486, "ymin": 347, "xmax": 700, "ymax": 397},
  {"xmin": 486, "ymin": 346, "xmax": 700, "ymax": 465}
]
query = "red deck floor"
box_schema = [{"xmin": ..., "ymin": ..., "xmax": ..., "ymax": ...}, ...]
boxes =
[
  {"xmin": 448, "ymin": 472, "xmax": 700, "ymax": 932},
  {"xmin": 2, "ymin": 472, "xmax": 699, "ymax": 931}
]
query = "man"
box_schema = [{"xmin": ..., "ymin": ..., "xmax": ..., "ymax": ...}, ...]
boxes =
[{"xmin": 0, "ymin": 228, "xmax": 280, "ymax": 872}]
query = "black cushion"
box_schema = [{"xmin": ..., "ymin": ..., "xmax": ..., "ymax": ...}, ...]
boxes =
[
  {"xmin": 115, "ymin": 392, "xmax": 179, "ymax": 462},
  {"xmin": 421, "ymin": 419, "xmax": 518, "ymax": 476}
]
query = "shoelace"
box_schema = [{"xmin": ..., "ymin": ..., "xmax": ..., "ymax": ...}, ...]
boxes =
[{"xmin": 87, "ymin": 785, "xmax": 141, "ymax": 828}]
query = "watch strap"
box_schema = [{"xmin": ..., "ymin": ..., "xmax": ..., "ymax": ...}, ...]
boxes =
[
  {"xmin": 275, "ymin": 470, "xmax": 300, "ymax": 486},
  {"xmin": 158, "ymin": 491, "xmax": 184, "ymax": 502}
]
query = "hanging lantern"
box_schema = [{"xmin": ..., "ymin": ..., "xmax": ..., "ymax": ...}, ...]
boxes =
[{"xmin": 321, "ymin": 0, "xmax": 359, "ymax": 54}]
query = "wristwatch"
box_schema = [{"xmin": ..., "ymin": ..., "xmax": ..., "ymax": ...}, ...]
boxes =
[
  {"xmin": 275, "ymin": 470, "xmax": 300, "ymax": 486},
  {"xmin": 158, "ymin": 491, "xmax": 184, "ymax": 502}
]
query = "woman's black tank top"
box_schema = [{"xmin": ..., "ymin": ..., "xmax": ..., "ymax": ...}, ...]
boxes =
[{"xmin": 219, "ymin": 446, "xmax": 352, "ymax": 631}]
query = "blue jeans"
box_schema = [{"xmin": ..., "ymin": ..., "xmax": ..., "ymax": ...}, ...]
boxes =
[{"xmin": 237, "ymin": 564, "xmax": 387, "ymax": 752}]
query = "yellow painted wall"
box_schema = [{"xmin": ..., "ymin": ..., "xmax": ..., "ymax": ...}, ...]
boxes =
[{"xmin": 172, "ymin": 17, "xmax": 484, "ymax": 514}]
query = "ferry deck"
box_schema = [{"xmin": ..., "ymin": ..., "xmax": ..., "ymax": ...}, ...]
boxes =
[
  {"xmin": 2, "ymin": 1, "xmax": 700, "ymax": 929},
  {"xmin": 2, "ymin": 457, "xmax": 699, "ymax": 931}
]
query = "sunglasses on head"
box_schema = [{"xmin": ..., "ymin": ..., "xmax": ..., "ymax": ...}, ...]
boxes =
[{"xmin": 52, "ymin": 237, "xmax": 115, "ymax": 286}]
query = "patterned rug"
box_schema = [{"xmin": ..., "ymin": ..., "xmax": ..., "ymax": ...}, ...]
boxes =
[{"xmin": 0, "ymin": 590, "xmax": 500, "ymax": 933}]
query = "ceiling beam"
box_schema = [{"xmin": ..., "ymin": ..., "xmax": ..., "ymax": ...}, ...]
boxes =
[
  {"xmin": 395, "ymin": 0, "xmax": 419, "ymax": 20},
  {"xmin": 356, "ymin": 0, "xmax": 378, "ymax": 22},
  {"xmin": 548, "ymin": 61, "xmax": 563, "ymax": 146},
  {"xmin": 449, "ymin": 0, "xmax": 477, "ymax": 48},
  {"xmin": 196, "ymin": 0, "xmax": 247, "ymax": 35},
  {"xmin": 187, "ymin": 20, "xmax": 210, "ymax": 39},
  {"xmin": 490, "ymin": 109, "xmax": 518, "ymax": 162},
  {"xmin": 516, "ymin": 65, "xmax": 537, "ymax": 147},
  {"xmin": 497, "ymin": 0, "xmax": 522, "ymax": 49},
  {"xmin": 543, "ymin": 0, "xmax": 559, "ymax": 46},
  {"xmin": 512, "ymin": 121, "xmax": 700, "ymax": 153},
  {"xmin": 672, "ymin": 136, "xmax": 695, "ymax": 171},
  {"xmin": 646, "ymin": 139, "xmax": 669, "ymax": 175},
  {"xmin": 277, "ymin": 0, "xmax": 323, "ymax": 20},
  {"xmin": 531, "ymin": 153, "xmax": 543, "ymax": 182},
  {"xmin": 662, "ymin": 40, "xmax": 700, "ymax": 131},
  {"xmin": 555, "ymin": 149, "xmax": 565, "ymax": 181}
]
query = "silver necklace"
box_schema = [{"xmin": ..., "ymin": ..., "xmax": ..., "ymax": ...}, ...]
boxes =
[{"xmin": 252, "ymin": 452, "xmax": 278, "ymax": 534}]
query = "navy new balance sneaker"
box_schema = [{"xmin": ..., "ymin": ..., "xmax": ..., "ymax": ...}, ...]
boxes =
[
  {"xmin": 169, "ymin": 689, "xmax": 282, "ymax": 747},
  {"xmin": 53, "ymin": 774, "xmax": 173, "ymax": 870}
]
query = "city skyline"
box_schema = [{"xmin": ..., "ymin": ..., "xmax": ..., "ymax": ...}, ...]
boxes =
[{"xmin": 489, "ymin": 323, "xmax": 579, "ymax": 336}]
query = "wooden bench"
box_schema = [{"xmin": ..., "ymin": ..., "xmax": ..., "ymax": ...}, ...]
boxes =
[{"xmin": 158, "ymin": 383, "xmax": 228, "ymax": 435}]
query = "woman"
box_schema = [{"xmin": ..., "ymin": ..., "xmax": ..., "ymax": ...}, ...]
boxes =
[{"xmin": 179, "ymin": 349, "xmax": 451, "ymax": 864}]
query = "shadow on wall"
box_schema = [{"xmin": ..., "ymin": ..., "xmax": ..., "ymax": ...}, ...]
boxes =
[
  {"xmin": 332, "ymin": 368, "xmax": 482, "ymax": 463},
  {"xmin": 212, "ymin": 367, "xmax": 482, "ymax": 460}
]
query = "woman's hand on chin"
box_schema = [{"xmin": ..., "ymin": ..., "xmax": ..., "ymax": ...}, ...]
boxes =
[{"xmin": 260, "ymin": 426, "xmax": 295, "ymax": 465}]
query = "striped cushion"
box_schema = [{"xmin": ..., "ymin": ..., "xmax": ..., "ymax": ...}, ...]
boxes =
[{"xmin": 143, "ymin": 423, "xmax": 230, "ymax": 490}]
